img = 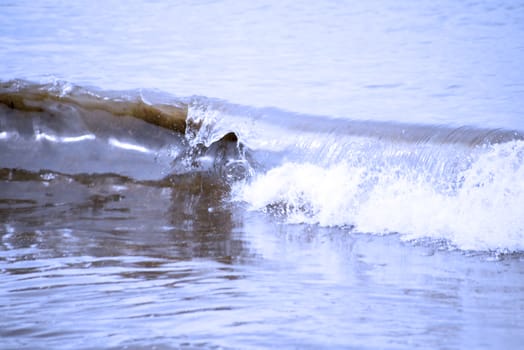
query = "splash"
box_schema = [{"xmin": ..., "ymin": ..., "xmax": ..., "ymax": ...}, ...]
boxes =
[{"xmin": 236, "ymin": 141, "xmax": 524, "ymax": 252}]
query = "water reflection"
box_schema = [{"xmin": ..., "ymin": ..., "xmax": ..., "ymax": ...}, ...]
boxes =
[
  {"xmin": 0, "ymin": 169, "xmax": 252, "ymax": 348},
  {"xmin": 0, "ymin": 168, "xmax": 249, "ymax": 264},
  {"xmin": 1, "ymin": 170, "xmax": 524, "ymax": 349}
]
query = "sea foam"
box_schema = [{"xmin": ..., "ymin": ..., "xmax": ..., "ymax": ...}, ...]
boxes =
[{"xmin": 236, "ymin": 140, "xmax": 524, "ymax": 252}]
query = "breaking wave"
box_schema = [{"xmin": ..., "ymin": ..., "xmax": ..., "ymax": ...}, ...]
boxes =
[{"xmin": 1, "ymin": 79, "xmax": 523, "ymax": 252}]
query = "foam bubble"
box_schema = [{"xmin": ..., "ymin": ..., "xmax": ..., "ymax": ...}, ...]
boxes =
[
  {"xmin": 235, "ymin": 140, "xmax": 524, "ymax": 252},
  {"xmin": 237, "ymin": 162, "xmax": 367, "ymax": 226}
]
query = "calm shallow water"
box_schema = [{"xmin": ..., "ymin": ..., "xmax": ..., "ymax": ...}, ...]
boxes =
[{"xmin": 1, "ymin": 1, "xmax": 524, "ymax": 349}]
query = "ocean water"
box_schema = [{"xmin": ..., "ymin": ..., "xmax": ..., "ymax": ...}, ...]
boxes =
[{"xmin": 1, "ymin": 1, "xmax": 524, "ymax": 349}]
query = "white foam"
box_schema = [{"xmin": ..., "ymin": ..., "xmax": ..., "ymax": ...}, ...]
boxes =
[{"xmin": 235, "ymin": 140, "xmax": 524, "ymax": 252}]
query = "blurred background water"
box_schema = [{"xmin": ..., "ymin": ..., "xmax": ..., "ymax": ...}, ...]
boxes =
[{"xmin": 1, "ymin": 0, "xmax": 524, "ymax": 128}]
